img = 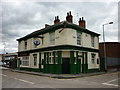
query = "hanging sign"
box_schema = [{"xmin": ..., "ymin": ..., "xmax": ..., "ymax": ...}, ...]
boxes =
[{"xmin": 34, "ymin": 40, "xmax": 40, "ymax": 46}]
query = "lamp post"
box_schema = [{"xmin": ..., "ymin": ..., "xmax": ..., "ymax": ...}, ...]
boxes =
[{"xmin": 103, "ymin": 22, "xmax": 113, "ymax": 72}]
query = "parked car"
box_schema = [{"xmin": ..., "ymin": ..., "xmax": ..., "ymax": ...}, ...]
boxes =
[
  {"xmin": 0, "ymin": 62, "xmax": 6, "ymax": 66},
  {"xmin": 0, "ymin": 62, "xmax": 9, "ymax": 70}
]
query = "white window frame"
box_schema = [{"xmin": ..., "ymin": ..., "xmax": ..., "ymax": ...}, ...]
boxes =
[
  {"xmin": 33, "ymin": 54, "xmax": 37, "ymax": 66},
  {"xmin": 77, "ymin": 32, "xmax": 82, "ymax": 45},
  {"xmin": 21, "ymin": 56, "xmax": 29, "ymax": 66},
  {"xmin": 49, "ymin": 32, "xmax": 55, "ymax": 45},
  {"xmin": 49, "ymin": 52, "xmax": 54, "ymax": 64},
  {"xmin": 55, "ymin": 52, "xmax": 58, "ymax": 64},
  {"xmin": 91, "ymin": 54, "xmax": 96, "ymax": 64}
]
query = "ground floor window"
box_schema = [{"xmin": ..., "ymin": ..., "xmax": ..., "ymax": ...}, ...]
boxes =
[
  {"xmin": 41, "ymin": 59, "xmax": 44, "ymax": 65},
  {"xmin": 55, "ymin": 52, "xmax": 58, "ymax": 64},
  {"xmin": 21, "ymin": 56, "xmax": 29, "ymax": 66},
  {"xmin": 40, "ymin": 52, "xmax": 58, "ymax": 65},
  {"xmin": 97, "ymin": 58, "xmax": 99, "ymax": 64},
  {"xmin": 74, "ymin": 52, "xmax": 77, "ymax": 64},
  {"xmin": 91, "ymin": 54, "xmax": 96, "ymax": 64},
  {"xmin": 33, "ymin": 54, "xmax": 37, "ymax": 66},
  {"xmin": 49, "ymin": 52, "xmax": 54, "ymax": 64},
  {"xmin": 48, "ymin": 52, "xmax": 58, "ymax": 64}
]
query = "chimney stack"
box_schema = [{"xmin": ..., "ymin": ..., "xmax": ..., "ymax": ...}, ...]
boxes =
[
  {"xmin": 79, "ymin": 17, "xmax": 86, "ymax": 28},
  {"xmin": 66, "ymin": 11, "xmax": 73, "ymax": 23},
  {"xmin": 54, "ymin": 16, "xmax": 60, "ymax": 24}
]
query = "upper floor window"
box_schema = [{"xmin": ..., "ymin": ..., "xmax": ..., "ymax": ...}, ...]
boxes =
[
  {"xmin": 77, "ymin": 32, "xmax": 82, "ymax": 45},
  {"xmin": 49, "ymin": 32, "xmax": 55, "ymax": 45},
  {"xmin": 24, "ymin": 40, "xmax": 27, "ymax": 50},
  {"xmin": 91, "ymin": 36, "xmax": 94, "ymax": 47}
]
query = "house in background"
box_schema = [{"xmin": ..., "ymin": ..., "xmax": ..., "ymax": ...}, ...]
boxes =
[
  {"xmin": 3, "ymin": 52, "xmax": 18, "ymax": 68},
  {"xmin": 17, "ymin": 11, "xmax": 100, "ymax": 74},
  {"xmin": 0, "ymin": 54, "xmax": 3, "ymax": 62},
  {"xmin": 99, "ymin": 42, "xmax": 120, "ymax": 71}
]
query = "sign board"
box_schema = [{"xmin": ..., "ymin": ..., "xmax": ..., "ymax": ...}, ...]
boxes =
[{"xmin": 34, "ymin": 40, "xmax": 40, "ymax": 46}]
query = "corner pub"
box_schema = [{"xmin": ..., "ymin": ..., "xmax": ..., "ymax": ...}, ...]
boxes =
[{"xmin": 17, "ymin": 11, "xmax": 100, "ymax": 74}]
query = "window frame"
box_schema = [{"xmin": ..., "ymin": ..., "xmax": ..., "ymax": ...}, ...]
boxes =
[
  {"xmin": 91, "ymin": 36, "xmax": 95, "ymax": 47},
  {"xmin": 49, "ymin": 52, "xmax": 54, "ymax": 64},
  {"xmin": 21, "ymin": 56, "xmax": 29, "ymax": 66},
  {"xmin": 77, "ymin": 31, "xmax": 82, "ymax": 45},
  {"xmin": 49, "ymin": 32, "xmax": 55, "ymax": 45},
  {"xmin": 33, "ymin": 54, "xmax": 37, "ymax": 66},
  {"xmin": 24, "ymin": 40, "xmax": 27, "ymax": 50},
  {"xmin": 91, "ymin": 54, "xmax": 96, "ymax": 64},
  {"xmin": 97, "ymin": 58, "xmax": 99, "ymax": 64}
]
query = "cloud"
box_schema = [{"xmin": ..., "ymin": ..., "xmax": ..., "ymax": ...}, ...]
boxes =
[{"xmin": 1, "ymin": 1, "xmax": 118, "ymax": 53}]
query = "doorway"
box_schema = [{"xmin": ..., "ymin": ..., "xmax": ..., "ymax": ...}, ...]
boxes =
[{"xmin": 62, "ymin": 58, "xmax": 70, "ymax": 74}]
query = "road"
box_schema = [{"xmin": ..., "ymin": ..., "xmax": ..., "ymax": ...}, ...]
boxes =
[{"xmin": 1, "ymin": 69, "xmax": 120, "ymax": 88}]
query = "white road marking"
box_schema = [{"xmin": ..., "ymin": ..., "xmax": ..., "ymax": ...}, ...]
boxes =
[
  {"xmin": 0, "ymin": 74, "xmax": 34, "ymax": 84},
  {"xmin": 0, "ymin": 74, "xmax": 8, "ymax": 77},
  {"xmin": 106, "ymin": 78, "xmax": 119, "ymax": 83},
  {"xmin": 102, "ymin": 83, "xmax": 118, "ymax": 87},
  {"xmin": 14, "ymin": 78, "xmax": 34, "ymax": 84},
  {"xmin": 102, "ymin": 78, "xmax": 119, "ymax": 87}
]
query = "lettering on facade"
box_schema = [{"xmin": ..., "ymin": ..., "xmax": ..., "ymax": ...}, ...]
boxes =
[{"xmin": 18, "ymin": 53, "xmax": 29, "ymax": 56}]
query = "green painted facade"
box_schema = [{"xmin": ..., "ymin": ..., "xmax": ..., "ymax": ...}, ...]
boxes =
[
  {"xmin": 19, "ymin": 51, "xmax": 100, "ymax": 74},
  {"xmin": 41, "ymin": 51, "xmax": 62, "ymax": 74},
  {"xmin": 20, "ymin": 67, "xmax": 40, "ymax": 72}
]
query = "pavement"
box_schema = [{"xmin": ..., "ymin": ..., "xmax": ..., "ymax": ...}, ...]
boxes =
[{"xmin": 12, "ymin": 69, "xmax": 119, "ymax": 79}]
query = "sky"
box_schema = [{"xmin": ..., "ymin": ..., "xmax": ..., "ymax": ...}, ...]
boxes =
[{"xmin": 0, "ymin": 0, "xmax": 119, "ymax": 54}]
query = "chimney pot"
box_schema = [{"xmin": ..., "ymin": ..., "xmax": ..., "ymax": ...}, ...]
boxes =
[
  {"xmin": 66, "ymin": 11, "xmax": 73, "ymax": 23},
  {"xmin": 82, "ymin": 17, "xmax": 84, "ymax": 21},
  {"xmin": 54, "ymin": 16, "xmax": 60, "ymax": 24},
  {"xmin": 79, "ymin": 17, "xmax": 86, "ymax": 28},
  {"xmin": 69, "ymin": 11, "xmax": 71, "ymax": 15},
  {"xmin": 67, "ymin": 12, "xmax": 69, "ymax": 16},
  {"xmin": 57, "ymin": 16, "xmax": 59, "ymax": 19},
  {"xmin": 79, "ymin": 18, "xmax": 81, "ymax": 21},
  {"xmin": 55, "ymin": 16, "xmax": 57, "ymax": 20}
]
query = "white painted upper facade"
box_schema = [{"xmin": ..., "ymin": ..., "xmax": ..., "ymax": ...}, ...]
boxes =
[{"xmin": 18, "ymin": 28, "xmax": 99, "ymax": 52}]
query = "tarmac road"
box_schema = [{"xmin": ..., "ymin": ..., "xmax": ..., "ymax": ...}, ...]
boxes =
[{"xmin": 1, "ymin": 69, "xmax": 119, "ymax": 88}]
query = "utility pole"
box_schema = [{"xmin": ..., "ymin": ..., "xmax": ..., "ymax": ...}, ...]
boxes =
[{"xmin": 102, "ymin": 22, "xmax": 113, "ymax": 72}]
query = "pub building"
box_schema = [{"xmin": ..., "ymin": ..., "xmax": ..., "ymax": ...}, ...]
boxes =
[{"xmin": 17, "ymin": 11, "xmax": 100, "ymax": 74}]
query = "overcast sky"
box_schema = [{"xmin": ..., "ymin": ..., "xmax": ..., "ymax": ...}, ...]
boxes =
[{"xmin": 0, "ymin": 0, "xmax": 119, "ymax": 54}]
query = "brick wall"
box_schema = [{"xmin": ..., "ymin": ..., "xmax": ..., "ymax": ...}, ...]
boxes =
[{"xmin": 99, "ymin": 42, "xmax": 120, "ymax": 58}]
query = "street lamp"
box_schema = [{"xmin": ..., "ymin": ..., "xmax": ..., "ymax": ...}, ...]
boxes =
[{"xmin": 103, "ymin": 22, "xmax": 113, "ymax": 72}]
